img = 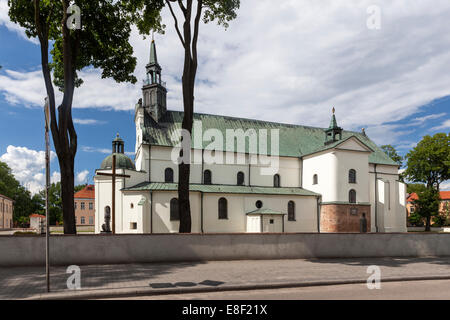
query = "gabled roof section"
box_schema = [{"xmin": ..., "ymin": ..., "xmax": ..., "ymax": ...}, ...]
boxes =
[
  {"xmin": 142, "ymin": 110, "xmax": 398, "ymax": 166},
  {"xmin": 247, "ymin": 208, "xmax": 286, "ymax": 215}
]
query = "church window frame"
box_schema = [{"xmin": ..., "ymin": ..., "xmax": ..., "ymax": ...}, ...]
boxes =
[
  {"xmin": 349, "ymin": 189, "xmax": 357, "ymax": 204},
  {"xmin": 237, "ymin": 171, "xmax": 245, "ymax": 186},
  {"xmin": 274, "ymin": 174, "xmax": 280, "ymax": 188},
  {"xmin": 165, "ymin": 168, "xmax": 174, "ymax": 183},
  {"xmin": 170, "ymin": 198, "xmax": 179, "ymax": 221},
  {"xmin": 288, "ymin": 201, "xmax": 296, "ymax": 221},
  {"xmin": 313, "ymin": 174, "xmax": 318, "ymax": 185},
  {"xmin": 218, "ymin": 197, "xmax": 228, "ymax": 220},
  {"xmin": 204, "ymin": 170, "xmax": 212, "ymax": 185},
  {"xmin": 349, "ymin": 169, "xmax": 357, "ymax": 184}
]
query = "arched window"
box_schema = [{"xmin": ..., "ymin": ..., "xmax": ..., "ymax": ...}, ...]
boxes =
[
  {"xmin": 218, "ymin": 198, "xmax": 228, "ymax": 219},
  {"xmin": 313, "ymin": 174, "xmax": 318, "ymax": 185},
  {"xmin": 288, "ymin": 201, "xmax": 295, "ymax": 221},
  {"xmin": 170, "ymin": 198, "xmax": 179, "ymax": 221},
  {"xmin": 349, "ymin": 169, "xmax": 356, "ymax": 184},
  {"xmin": 237, "ymin": 171, "xmax": 245, "ymax": 186},
  {"xmin": 204, "ymin": 170, "xmax": 212, "ymax": 185},
  {"xmin": 165, "ymin": 168, "xmax": 174, "ymax": 183},
  {"xmin": 349, "ymin": 189, "xmax": 356, "ymax": 204},
  {"xmin": 274, "ymin": 174, "xmax": 280, "ymax": 187}
]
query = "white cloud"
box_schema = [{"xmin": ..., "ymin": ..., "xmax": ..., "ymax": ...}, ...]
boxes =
[
  {"xmin": 430, "ymin": 119, "xmax": 450, "ymax": 131},
  {"xmin": 74, "ymin": 118, "xmax": 106, "ymax": 125},
  {"xmin": 0, "ymin": 145, "xmax": 58, "ymax": 194},
  {"xmin": 76, "ymin": 170, "xmax": 89, "ymax": 184},
  {"xmin": 441, "ymin": 181, "xmax": 450, "ymax": 191},
  {"xmin": 81, "ymin": 146, "xmax": 110, "ymax": 154},
  {"xmin": 1, "ymin": 0, "xmax": 450, "ymax": 147},
  {"xmin": 0, "ymin": 0, "xmax": 38, "ymax": 44}
]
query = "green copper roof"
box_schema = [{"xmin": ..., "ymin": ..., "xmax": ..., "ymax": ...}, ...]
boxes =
[
  {"xmin": 142, "ymin": 111, "xmax": 398, "ymax": 166},
  {"xmin": 122, "ymin": 182, "xmax": 319, "ymax": 196},
  {"xmin": 100, "ymin": 153, "xmax": 136, "ymax": 170},
  {"xmin": 150, "ymin": 40, "xmax": 157, "ymax": 65},
  {"xmin": 247, "ymin": 208, "xmax": 286, "ymax": 215}
]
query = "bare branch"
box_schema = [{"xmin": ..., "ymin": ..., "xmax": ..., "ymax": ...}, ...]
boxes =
[
  {"xmin": 192, "ymin": 0, "xmax": 203, "ymax": 71},
  {"xmin": 178, "ymin": 0, "xmax": 187, "ymax": 16},
  {"xmin": 166, "ymin": 0, "xmax": 185, "ymax": 47}
]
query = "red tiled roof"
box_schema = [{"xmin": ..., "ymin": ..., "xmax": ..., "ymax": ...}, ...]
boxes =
[
  {"xmin": 74, "ymin": 185, "xmax": 95, "ymax": 199},
  {"xmin": 30, "ymin": 214, "xmax": 46, "ymax": 219},
  {"xmin": 441, "ymin": 191, "xmax": 450, "ymax": 200},
  {"xmin": 407, "ymin": 191, "xmax": 450, "ymax": 202}
]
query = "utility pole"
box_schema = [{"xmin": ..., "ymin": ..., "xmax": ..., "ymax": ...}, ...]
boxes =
[{"xmin": 44, "ymin": 97, "xmax": 50, "ymax": 292}]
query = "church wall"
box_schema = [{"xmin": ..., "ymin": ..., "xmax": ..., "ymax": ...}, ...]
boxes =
[
  {"xmin": 146, "ymin": 145, "xmax": 301, "ymax": 188},
  {"xmin": 334, "ymin": 149, "xmax": 370, "ymax": 203},
  {"xmin": 368, "ymin": 163, "xmax": 404, "ymax": 232},
  {"xmin": 149, "ymin": 146, "xmax": 202, "ymax": 184},
  {"xmin": 94, "ymin": 176, "xmax": 125, "ymax": 233},
  {"xmin": 250, "ymin": 156, "xmax": 300, "ymax": 187},
  {"xmin": 302, "ymin": 151, "xmax": 338, "ymax": 202},
  {"xmin": 202, "ymin": 194, "xmax": 318, "ymax": 233},
  {"xmin": 152, "ymin": 191, "xmax": 202, "ymax": 233},
  {"xmin": 121, "ymin": 192, "xmax": 146, "ymax": 234}
]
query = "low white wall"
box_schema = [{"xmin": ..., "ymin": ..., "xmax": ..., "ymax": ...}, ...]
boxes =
[
  {"xmin": 2, "ymin": 233, "xmax": 450, "ymax": 267},
  {"xmin": 408, "ymin": 227, "xmax": 450, "ymax": 233}
]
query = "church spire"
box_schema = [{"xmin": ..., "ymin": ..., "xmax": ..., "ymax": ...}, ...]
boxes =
[
  {"xmin": 324, "ymin": 107, "xmax": 343, "ymax": 144},
  {"xmin": 142, "ymin": 38, "xmax": 167, "ymax": 122},
  {"xmin": 149, "ymin": 39, "xmax": 158, "ymax": 65}
]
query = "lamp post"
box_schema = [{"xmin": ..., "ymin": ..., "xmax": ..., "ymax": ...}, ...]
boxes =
[{"xmin": 44, "ymin": 97, "xmax": 50, "ymax": 292}]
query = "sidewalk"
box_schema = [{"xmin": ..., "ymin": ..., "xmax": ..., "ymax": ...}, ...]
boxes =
[{"xmin": 1, "ymin": 257, "xmax": 450, "ymax": 299}]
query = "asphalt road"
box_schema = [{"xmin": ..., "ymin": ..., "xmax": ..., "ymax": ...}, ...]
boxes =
[{"xmin": 110, "ymin": 279, "xmax": 450, "ymax": 300}]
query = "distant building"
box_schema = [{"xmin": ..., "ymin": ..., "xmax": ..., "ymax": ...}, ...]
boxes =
[
  {"xmin": 0, "ymin": 194, "xmax": 14, "ymax": 229},
  {"xmin": 74, "ymin": 185, "xmax": 95, "ymax": 226},
  {"xmin": 407, "ymin": 191, "xmax": 450, "ymax": 224},
  {"xmin": 29, "ymin": 213, "xmax": 46, "ymax": 233}
]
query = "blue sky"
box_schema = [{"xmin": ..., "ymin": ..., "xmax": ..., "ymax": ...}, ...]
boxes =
[{"xmin": 0, "ymin": 0, "xmax": 449, "ymax": 192}]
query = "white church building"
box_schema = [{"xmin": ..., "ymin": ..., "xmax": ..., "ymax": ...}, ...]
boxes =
[{"xmin": 94, "ymin": 40, "xmax": 407, "ymax": 234}]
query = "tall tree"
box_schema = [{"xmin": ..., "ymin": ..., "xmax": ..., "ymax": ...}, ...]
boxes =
[
  {"xmin": 413, "ymin": 188, "xmax": 441, "ymax": 231},
  {"xmin": 8, "ymin": 0, "xmax": 161, "ymax": 233},
  {"xmin": 135, "ymin": 0, "xmax": 240, "ymax": 232},
  {"xmin": 405, "ymin": 133, "xmax": 450, "ymax": 231},
  {"xmin": 404, "ymin": 133, "xmax": 450, "ymax": 191},
  {"xmin": 381, "ymin": 144, "xmax": 403, "ymax": 166}
]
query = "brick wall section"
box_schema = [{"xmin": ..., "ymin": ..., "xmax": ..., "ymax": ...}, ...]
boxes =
[{"xmin": 320, "ymin": 203, "xmax": 371, "ymax": 233}]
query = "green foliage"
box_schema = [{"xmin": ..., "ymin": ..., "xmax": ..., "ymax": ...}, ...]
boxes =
[
  {"xmin": 0, "ymin": 160, "xmax": 42, "ymax": 224},
  {"xmin": 132, "ymin": 0, "xmax": 240, "ymax": 36},
  {"xmin": 404, "ymin": 133, "xmax": 450, "ymax": 189},
  {"xmin": 37, "ymin": 182, "xmax": 63, "ymax": 225},
  {"xmin": 408, "ymin": 211, "xmax": 424, "ymax": 227},
  {"xmin": 407, "ymin": 183, "xmax": 427, "ymax": 195},
  {"xmin": 74, "ymin": 184, "xmax": 87, "ymax": 193},
  {"xmin": 381, "ymin": 144, "xmax": 403, "ymax": 166},
  {"xmin": 413, "ymin": 188, "xmax": 441, "ymax": 221},
  {"xmin": 8, "ymin": 0, "xmax": 143, "ymax": 91}
]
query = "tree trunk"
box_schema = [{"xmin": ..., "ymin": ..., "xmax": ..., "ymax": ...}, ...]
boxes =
[
  {"xmin": 177, "ymin": 0, "xmax": 197, "ymax": 233},
  {"xmin": 60, "ymin": 156, "xmax": 76, "ymax": 234},
  {"xmin": 425, "ymin": 215, "xmax": 431, "ymax": 232}
]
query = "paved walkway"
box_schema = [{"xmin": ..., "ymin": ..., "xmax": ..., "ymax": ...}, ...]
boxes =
[{"xmin": 1, "ymin": 257, "xmax": 450, "ymax": 299}]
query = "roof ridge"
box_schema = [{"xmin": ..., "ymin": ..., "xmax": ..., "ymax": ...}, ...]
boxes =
[{"xmin": 167, "ymin": 110, "xmax": 329, "ymax": 131}]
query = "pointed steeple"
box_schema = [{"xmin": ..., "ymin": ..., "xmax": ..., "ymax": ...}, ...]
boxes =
[
  {"xmin": 141, "ymin": 38, "xmax": 167, "ymax": 122},
  {"xmin": 324, "ymin": 107, "xmax": 343, "ymax": 145},
  {"xmin": 328, "ymin": 107, "xmax": 338, "ymax": 129},
  {"xmin": 149, "ymin": 39, "xmax": 158, "ymax": 65}
]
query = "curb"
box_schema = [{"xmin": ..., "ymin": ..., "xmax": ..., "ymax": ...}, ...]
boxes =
[{"xmin": 27, "ymin": 275, "xmax": 450, "ymax": 300}]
